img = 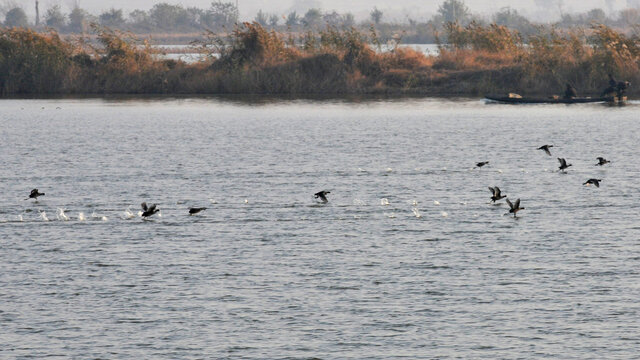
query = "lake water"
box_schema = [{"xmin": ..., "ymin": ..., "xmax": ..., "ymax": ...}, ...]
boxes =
[
  {"xmin": 155, "ymin": 44, "xmax": 440, "ymax": 63},
  {"xmin": 1, "ymin": 97, "xmax": 639, "ymax": 358}
]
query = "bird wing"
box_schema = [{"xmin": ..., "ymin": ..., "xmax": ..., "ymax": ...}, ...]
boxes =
[
  {"xmin": 30, "ymin": 189, "xmax": 38, "ymax": 195},
  {"xmin": 494, "ymin": 187, "xmax": 502, "ymax": 196},
  {"xmin": 514, "ymin": 199, "xmax": 520, "ymax": 209},
  {"xmin": 141, "ymin": 202, "xmax": 148, "ymax": 211},
  {"xmin": 558, "ymin": 158, "xmax": 566, "ymax": 166},
  {"xmin": 506, "ymin": 198, "xmax": 513, "ymax": 210},
  {"xmin": 594, "ymin": 180, "xmax": 600, "ymax": 187},
  {"xmin": 597, "ymin": 157, "xmax": 604, "ymax": 161},
  {"xmin": 488, "ymin": 187, "xmax": 495, "ymax": 195},
  {"xmin": 543, "ymin": 148, "xmax": 551, "ymax": 156},
  {"xmin": 148, "ymin": 204, "xmax": 157, "ymax": 212}
]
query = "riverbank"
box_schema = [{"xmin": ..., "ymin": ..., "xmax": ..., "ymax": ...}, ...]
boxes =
[{"xmin": 1, "ymin": 23, "xmax": 638, "ymax": 97}]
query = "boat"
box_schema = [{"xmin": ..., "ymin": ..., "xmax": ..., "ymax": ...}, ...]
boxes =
[{"xmin": 484, "ymin": 93, "xmax": 621, "ymax": 104}]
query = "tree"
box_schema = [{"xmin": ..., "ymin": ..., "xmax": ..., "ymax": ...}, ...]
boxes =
[
  {"xmin": 186, "ymin": 7, "xmax": 204, "ymax": 28},
  {"xmin": 149, "ymin": 3, "xmax": 190, "ymax": 30},
  {"xmin": 45, "ymin": 5, "xmax": 66, "ymax": 29},
  {"xmin": 202, "ymin": 1, "xmax": 238, "ymax": 30},
  {"xmin": 586, "ymin": 8, "xmax": 606, "ymax": 23},
  {"xmin": 437, "ymin": 0, "xmax": 470, "ymax": 24},
  {"xmin": 370, "ymin": 7, "xmax": 383, "ymax": 24},
  {"xmin": 301, "ymin": 8, "xmax": 322, "ymax": 28},
  {"xmin": 254, "ymin": 9, "xmax": 267, "ymax": 26},
  {"xmin": 99, "ymin": 8, "xmax": 124, "ymax": 28},
  {"xmin": 342, "ymin": 13, "xmax": 355, "ymax": 27},
  {"xmin": 494, "ymin": 7, "xmax": 530, "ymax": 28},
  {"xmin": 617, "ymin": 8, "xmax": 640, "ymax": 27},
  {"xmin": 268, "ymin": 14, "xmax": 279, "ymax": 27},
  {"xmin": 129, "ymin": 9, "xmax": 149, "ymax": 25},
  {"xmin": 323, "ymin": 11, "xmax": 341, "ymax": 26},
  {"xmin": 4, "ymin": 7, "xmax": 28, "ymax": 27},
  {"xmin": 285, "ymin": 11, "xmax": 299, "ymax": 27},
  {"xmin": 493, "ymin": 7, "xmax": 535, "ymax": 36},
  {"xmin": 68, "ymin": 6, "xmax": 89, "ymax": 32}
]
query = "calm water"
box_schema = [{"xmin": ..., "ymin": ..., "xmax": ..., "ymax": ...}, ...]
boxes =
[
  {"xmin": 1, "ymin": 97, "xmax": 639, "ymax": 359},
  {"xmin": 156, "ymin": 44, "xmax": 440, "ymax": 63}
]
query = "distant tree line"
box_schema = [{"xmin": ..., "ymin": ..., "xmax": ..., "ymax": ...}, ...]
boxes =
[{"xmin": 1, "ymin": 0, "xmax": 639, "ymax": 43}]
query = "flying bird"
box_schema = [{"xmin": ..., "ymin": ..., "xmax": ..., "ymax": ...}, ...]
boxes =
[
  {"xmin": 506, "ymin": 198, "xmax": 524, "ymax": 218},
  {"xmin": 189, "ymin": 207, "xmax": 207, "ymax": 215},
  {"xmin": 25, "ymin": 189, "xmax": 45, "ymax": 201},
  {"xmin": 141, "ymin": 202, "xmax": 159, "ymax": 218},
  {"xmin": 596, "ymin": 157, "xmax": 610, "ymax": 166},
  {"xmin": 583, "ymin": 179, "xmax": 602, "ymax": 187},
  {"xmin": 537, "ymin": 144, "xmax": 553, "ymax": 156},
  {"xmin": 476, "ymin": 161, "xmax": 489, "ymax": 168},
  {"xmin": 558, "ymin": 158, "xmax": 572, "ymax": 171},
  {"xmin": 314, "ymin": 191, "xmax": 330, "ymax": 203},
  {"xmin": 488, "ymin": 186, "xmax": 506, "ymax": 203}
]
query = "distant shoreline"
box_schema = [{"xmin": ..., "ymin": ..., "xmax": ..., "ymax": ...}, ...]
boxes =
[{"xmin": 1, "ymin": 24, "xmax": 638, "ymax": 98}]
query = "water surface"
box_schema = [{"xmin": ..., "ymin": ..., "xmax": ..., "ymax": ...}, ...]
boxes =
[{"xmin": 1, "ymin": 97, "xmax": 639, "ymax": 358}]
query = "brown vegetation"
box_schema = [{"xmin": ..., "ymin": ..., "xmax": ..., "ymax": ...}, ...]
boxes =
[{"xmin": 0, "ymin": 22, "xmax": 638, "ymax": 97}]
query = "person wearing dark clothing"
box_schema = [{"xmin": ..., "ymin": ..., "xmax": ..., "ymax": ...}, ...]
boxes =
[
  {"xmin": 616, "ymin": 81, "xmax": 630, "ymax": 98},
  {"xmin": 602, "ymin": 74, "xmax": 631, "ymax": 98},
  {"xmin": 564, "ymin": 83, "xmax": 578, "ymax": 99},
  {"xmin": 602, "ymin": 74, "xmax": 620, "ymax": 97}
]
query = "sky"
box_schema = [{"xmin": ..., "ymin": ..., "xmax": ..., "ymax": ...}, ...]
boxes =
[{"xmin": 12, "ymin": 0, "xmax": 640, "ymax": 22}]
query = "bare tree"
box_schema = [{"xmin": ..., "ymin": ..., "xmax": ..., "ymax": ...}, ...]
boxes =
[{"xmin": 370, "ymin": 7, "xmax": 383, "ymax": 24}]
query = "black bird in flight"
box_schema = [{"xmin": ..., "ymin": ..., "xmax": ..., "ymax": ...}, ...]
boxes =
[
  {"xmin": 596, "ymin": 157, "xmax": 610, "ymax": 166},
  {"xmin": 558, "ymin": 158, "xmax": 572, "ymax": 171},
  {"xmin": 26, "ymin": 188, "xmax": 45, "ymax": 202},
  {"xmin": 141, "ymin": 202, "xmax": 159, "ymax": 218},
  {"xmin": 537, "ymin": 145, "xmax": 553, "ymax": 156},
  {"xmin": 506, "ymin": 198, "xmax": 524, "ymax": 218},
  {"xmin": 476, "ymin": 161, "xmax": 489, "ymax": 168},
  {"xmin": 314, "ymin": 191, "xmax": 330, "ymax": 203},
  {"xmin": 584, "ymin": 179, "xmax": 602, "ymax": 188},
  {"xmin": 488, "ymin": 186, "xmax": 506, "ymax": 203}
]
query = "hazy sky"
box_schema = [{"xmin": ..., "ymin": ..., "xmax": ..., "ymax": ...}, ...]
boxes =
[{"xmin": 17, "ymin": 0, "xmax": 640, "ymax": 21}]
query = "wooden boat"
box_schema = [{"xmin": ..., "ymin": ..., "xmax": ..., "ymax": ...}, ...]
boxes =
[{"xmin": 484, "ymin": 94, "xmax": 618, "ymax": 104}]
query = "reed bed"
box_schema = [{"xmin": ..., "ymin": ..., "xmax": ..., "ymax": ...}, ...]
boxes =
[{"xmin": 0, "ymin": 23, "xmax": 638, "ymax": 96}]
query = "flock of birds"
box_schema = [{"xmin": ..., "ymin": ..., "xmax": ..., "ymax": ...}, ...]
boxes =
[
  {"xmin": 22, "ymin": 145, "xmax": 611, "ymax": 220},
  {"xmin": 475, "ymin": 144, "xmax": 611, "ymax": 217},
  {"xmin": 25, "ymin": 189, "xmax": 207, "ymax": 219}
]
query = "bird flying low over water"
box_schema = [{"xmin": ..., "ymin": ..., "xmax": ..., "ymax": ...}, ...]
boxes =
[
  {"xmin": 596, "ymin": 157, "xmax": 610, "ymax": 166},
  {"xmin": 314, "ymin": 191, "xmax": 330, "ymax": 203},
  {"xmin": 538, "ymin": 145, "xmax": 553, "ymax": 156},
  {"xmin": 476, "ymin": 161, "xmax": 489, "ymax": 168},
  {"xmin": 558, "ymin": 158, "xmax": 572, "ymax": 171},
  {"xmin": 26, "ymin": 188, "xmax": 45, "ymax": 201},
  {"xmin": 141, "ymin": 202, "xmax": 159, "ymax": 217},
  {"xmin": 584, "ymin": 179, "xmax": 602, "ymax": 187},
  {"xmin": 506, "ymin": 198, "xmax": 524, "ymax": 218},
  {"xmin": 488, "ymin": 186, "xmax": 506, "ymax": 203},
  {"xmin": 189, "ymin": 207, "xmax": 207, "ymax": 215}
]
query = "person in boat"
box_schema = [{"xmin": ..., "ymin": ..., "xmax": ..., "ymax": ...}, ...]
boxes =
[
  {"xmin": 564, "ymin": 83, "xmax": 578, "ymax": 99},
  {"xmin": 616, "ymin": 81, "xmax": 630, "ymax": 98},
  {"xmin": 601, "ymin": 74, "xmax": 630, "ymax": 98}
]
